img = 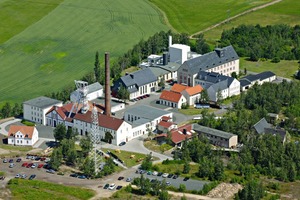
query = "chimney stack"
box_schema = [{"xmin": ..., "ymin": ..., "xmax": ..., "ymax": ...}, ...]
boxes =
[{"xmin": 105, "ymin": 52, "xmax": 111, "ymax": 117}]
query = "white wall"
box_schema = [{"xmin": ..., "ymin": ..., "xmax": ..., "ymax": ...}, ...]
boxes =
[
  {"xmin": 169, "ymin": 44, "xmax": 190, "ymax": 64},
  {"xmin": 8, "ymin": 128, "xmax": 38, "ymax": 146},
  {"xmin": 228, "ymin": 79, "xmax": 240, "ymax": 97}
]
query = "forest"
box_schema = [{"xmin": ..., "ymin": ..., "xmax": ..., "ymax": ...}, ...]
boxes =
[{"xmin": 219, "ymin": 24, "xmax": 300, "ymax": 61}]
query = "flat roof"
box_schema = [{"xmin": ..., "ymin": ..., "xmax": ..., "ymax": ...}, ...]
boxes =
[
  {"xmin": 23, "ymin": 96, "xmax": 62, "ymax": 109},
  {"xmin": 193, "ymin": 123, "xmax": 236, "ymax": 139},
  {"xmin": 125, "ymin": 105, "xmax": 171, "ymax": 121}
]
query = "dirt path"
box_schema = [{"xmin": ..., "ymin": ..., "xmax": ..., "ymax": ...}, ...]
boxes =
[
  {"xmin": 190, "ymin": 0, "xmax": 282, "ymax": 39},
  {"xmin": 168, "ymin": 191, "xmax": 223, "ymax": 200}
]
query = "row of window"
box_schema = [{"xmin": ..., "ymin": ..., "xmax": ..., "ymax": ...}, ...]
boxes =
[{"xmin": 11, "ymin": 139, "xmax": 29, "ymax": 144}]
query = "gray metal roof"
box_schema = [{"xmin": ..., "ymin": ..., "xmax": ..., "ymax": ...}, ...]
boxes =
[
  {"xmin": 240, "ymin": 79, "xmax": 251, "ymax": 87},
  {"xmin": 240, "ymin": 74, "xmax": 259, "ymax": 82},
  {"xmin": 125, "ymin": 105, "xmax": 171, "ymax": 121},
  {"xmin": 23, "ymin": 96, "xmax": 62, "ymax": 109},
  {"xmin": 253, "ymin": 118, "xmax": 272, "ymax": 134},
  {"xmin": 121, "ymin": 68, "xmax": 157, "ymax": 87},
  {"xmin": 197, "ymin": 71, "xmax": 234, "ymax": 86},
  {"xmin": 192, "ymin": 123, "xmax": 236, "ymax": 139},
  {"xmin": 88, "ymin": 82, "xmax": 103, "ymax": 93},
  {"xmin": 240, "ymin": 71, "xmax": 276, "ymax": 83},
  {"xmin": 264, "ymin": 127, "xmax": 286, "ymax": 142},
  {"xmin": 131, "ymin": 118, "xmax": 151, "ymax": 128},
  {"xmin": 148, "ymin": 62, "xmax": 180, "ymax": 78},
  {"xmin": 181, "ymin": 45, "xmax": 239, "ymax": 74}
]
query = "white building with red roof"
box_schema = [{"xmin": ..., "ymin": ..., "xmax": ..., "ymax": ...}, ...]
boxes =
[
  {"xmin": 157, "ymin": 116, "xmax": 177, "ymax": 133},
  {"xmin": 159, "ymin": 90, "xmax": 186, "ymax": 109},
  {"xmin": 8, "ymin": 125, "xmax": 39, "ymax": 146}
]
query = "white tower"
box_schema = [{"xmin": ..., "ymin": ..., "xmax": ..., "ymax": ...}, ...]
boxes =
[
  {"xmin": 68, "ymin": 80, "xmax": 89, "ymax": 118},
  {"xmin": 90, "ymin": 104, "xmax": 101, "ymax": 174}
]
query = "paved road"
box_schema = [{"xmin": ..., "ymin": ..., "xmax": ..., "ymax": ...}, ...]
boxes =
[{"xmin": 0, "ymin": 118, "xmax": 21, "ymax": 136}]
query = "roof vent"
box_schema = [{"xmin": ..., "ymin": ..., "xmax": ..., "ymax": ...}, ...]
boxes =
[{"xmin": 183, "ymin": 129, "xmax": 187, "ymax": 134}]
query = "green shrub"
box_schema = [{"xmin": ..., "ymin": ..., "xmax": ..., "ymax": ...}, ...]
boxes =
[
  {"xmin": 21, "ymin": 120, "xmax": 35, "ymax": 126},
  {"xmin": 178, "ymin": 184, "xmax": 186, "ymax": 192}
]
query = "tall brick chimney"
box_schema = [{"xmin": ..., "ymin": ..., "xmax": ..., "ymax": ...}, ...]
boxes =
[{"xmin": 104, "ymin": 52, "xmax": 111, "ymax": 116}]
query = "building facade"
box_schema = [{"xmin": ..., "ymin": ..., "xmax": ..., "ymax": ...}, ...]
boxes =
[{"xmin": 8, "ymin": 125, "xmax": 39, "ymax": 146}]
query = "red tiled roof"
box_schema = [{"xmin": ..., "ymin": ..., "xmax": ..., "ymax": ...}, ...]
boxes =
[
  {"xmin": 158, "ymin": 120, "xmax": 174, "ymax": 128},
  {"xmin": 162, "ymin": 116, "xmax": 171, "ymax": 121},
  {"xmin": 170, "ymin": 124, "xmax": 194, "ymax": 144},
  {"xmin": 8, "ymin": 125, "xmax": 36, "ymax": 139},
  {"xmin": 171, "ymin": 84, "xmax": 189, "ymax": 93},
  {"xmin": 184, "ymin": 85, "xmax": 203, "ymax": 96},
  {"xmin": 74, "ymin": 112, "xmax": 124, "ymax": 131},
  {"xmin": 159, "ymin": 90, "xmax": 183, "ymax": 103}
]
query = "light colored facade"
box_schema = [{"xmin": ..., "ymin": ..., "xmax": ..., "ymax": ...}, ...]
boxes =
[
  {"xmin": 23, "ymin": 96, "xmax": 63, "ymax": 125},
  {"xmin": 178, "ymin": 46, "xmax": 239, "ymax": 86},
  {"xmin": 193, "ymin": 124, "xmax": 238, "ymax": 148},
  {"xmin": 70, "ymin": 82, "xmax": 103, "ymax": 102},
  {"xmin": 180, "ymin": 85, "xmax": 203, "ymax": 105},
  {"xmin": 169, "ymin": 44, "xmax": 191, "ymax": 64},
  {"xmin": 159, "ymin": 90, "xmax": 187, "ymax": 109},
  {"xmin": 240, "ymin": 71, "xmax": 276, "ymax": 91},
  {"xmin": 8, "ymin": 126, "xmax": 39, "ymax": 146}
]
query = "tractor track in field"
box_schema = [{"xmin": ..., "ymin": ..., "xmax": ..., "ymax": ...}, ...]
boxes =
[{"xmin": 190, "ymin": 0, "xmax": 282, "ymax": 39}]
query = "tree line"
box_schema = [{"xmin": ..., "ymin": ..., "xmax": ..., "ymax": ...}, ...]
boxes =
[{"xmin": 220, "ymin": 24, "xmax": 300, "ymax": 62}]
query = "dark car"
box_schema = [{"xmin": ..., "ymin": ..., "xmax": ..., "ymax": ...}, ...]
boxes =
[
  {"xmin": 183, "ymin": 177, "xmax": 190, "ymax": 181},
  {"xmin": 140, "ymin": 170, "xmax": 146, "ymax": 174},
  {"xmin": 78, "ymin": 175, "xmax": 86, "ymax": 179},
  {"xmin": 118, "ymin": 176, "xmax": 124, "ymax": 181},
  {"xmin": 119, "ymin": 142, "xmax": 126, "ymax": 146},
  {"xmin": 46, "ymin": 169, "xmax": 56, "ymax": 174},
  {"xmin": 35, "ymin": 157, "xmax": 41, "ymax": 161},
  {"xmin": 157, "ymin": 172, "xmax": 163, "ymax": 176},
  {"xmin": 116, "ymin": 186, "xmax": 122, "ymax": 190},
  {"xmin": 167, "ymin": 174, "xmax": 174, "ymax": 178},
  {"xmin": 9, "ymin": 159, "xmax": 13, "ymax": 163},
  {"xmin": 16, "ymin": 158, "xmax": 22, "ymax": 162},
  {"xmin": 172, "ymin": 175, "xmax": 178, "ymax": 179},
  {"xmin": 27, "ymin": 163, "xmax": 33, "ymax": 168},
  {"xmin": 29, "ymin": 174, "xmax": 36, "ymax": 180},
  {"xmin": 103, "ymin": 183, "xmax": 110, "ymax": 189},
  {"xmin": 70, "ymin": 173, "xmax": 78, "ymax": 177}
]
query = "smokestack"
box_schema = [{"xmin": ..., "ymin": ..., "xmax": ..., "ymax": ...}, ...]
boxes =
[
  {"xmin": 105, "ymin": 52, "xmax": 111, "ymax": 117},
  {"xmin": 169, "ymin": 35, "xmax": 172, "ymax": 47}
]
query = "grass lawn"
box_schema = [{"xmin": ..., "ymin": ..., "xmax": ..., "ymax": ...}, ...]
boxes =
[
  {"xmin": 149, "ymin": 0, "xmax": 273, "ymax": 34},
  {"xmin": 0, "ymin": 0, "xmax": 168, "ymax": 105},
  {"xmin": 143, "ymin": 140, "xmax": 173, "ymax": 154},
  {"xmin": 8, "ymin": 178, "xmax": 95, "ymax": 200},
  {"xmin": 0, "ymin": 144, "xmax": 32, "ymax": 152},
  {"xmin": 101, "ymin": 148, "xmax": 156, "ymax": 168},
  {"xmin": 204, "ymin": 0, "xmax": 300, "ymax": 44},
  {"xmin": 240, "ymin": 57, "xmax": 299, "ymax": 79}
]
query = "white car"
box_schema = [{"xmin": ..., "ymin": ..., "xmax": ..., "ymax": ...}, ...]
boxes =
[
  {"xmin": 15, "ymin": 174, "xmax": 20, "ymax": 178},
  {"xmin": 31, "ymin": 163, "xmax": 37, "ymax": 168},
  {"xmin": 162, "ymin": 173, "xmax": 169, "ymax": 178},
  {"xmin": 108, "ymin": 183, "xmax": 116, "ymax": 190},
  {"xmin": 152, "ymin": 171, "xmax": 158, "ymax": 176}
]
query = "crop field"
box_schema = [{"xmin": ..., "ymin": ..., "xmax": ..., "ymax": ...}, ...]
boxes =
[
  {"xmin": 204, "ymin": 0, "xmax": 300, "ymax": 44},
  {"xmin": 149, "ymin": 0, "xmax": 273, "ymax": 34},
  {"xmin": 0, "ymin": 0, "xmax": 168, "ymax": 105}
]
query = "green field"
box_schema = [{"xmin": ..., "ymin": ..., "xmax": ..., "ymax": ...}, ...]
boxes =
[
  {"xmin": 240, "ymin": 58, "xmax": 299, "ymax": 79},
  {"xmin": 8, "ymin": 178, "xmax": 95, "ymax": 200},
  {"xmin": 149, "ymin": 0, "xmax": 273, "ymax": 34},
  {"xmin": 204, "ymin": 0, "xmax": 300, "ymax": 44},
  {"xmin": 0, "ymin": 0, "xmax": 168, "ymax": 105}
]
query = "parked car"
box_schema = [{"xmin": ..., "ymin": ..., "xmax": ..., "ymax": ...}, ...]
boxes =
[
  {"xmin": 103, "ymin": 184, "xmax": 110, "ymax": 189},
  {"xmin": 108, "ymin": 183, "xmax": 116, "ymax": 190},
  {"xmin": 117, "ymin": 176, "xmax": 124, "ymax": 181},
  {"xmin": 157, "ymin": 172, "xmax": 163, "ymax": 176},
  {"xmin": 29, "ymin": 174, "xmax": 36, "ymax": 180},
  {"xmin": 57, "ymin": 172, "xmax": 64, "ymax": 176},
  {"xmin": 22, "ymin": 162, "xmax": 28, "ymax": 167},
  {"xmin": 70, "ymin": 173, "xmax": 78, "ymax": 177},
  {"xmin": 167, "ymin": 174, "xmax": 174, "ymax": 178},
  {"xmin": 21, "ymin": 174, "xmax": 27, "ymax": 179},
  {"xmin": 119, "ymin": 141, "xmax": 126, "ymax": 146},
  {"xmin": 166, "ymin": 181, "xmax": 171, "ymax": 186},
  {"xmin": 31, "ymin": 163, "xmax": 38, "ymax": 168},
  {"xmin": 46, "ymin": 169, "xmax": 56, "ymax": 174},
  {"xmin": 44, "ymin": 158, "xmax": 50, "ymax": 163},
  {"xmin": 126, "ymin": 177, "xmax": 132, "ymax": 182},
  {"xmin": 147, "ymin": 171, "xmax": 152, "ymax": 175},
  {"xmin": 40, "ymin": 157, "xmax": 46, "ymax": 161},
  {"xmin": 116, "ymin": 186, "xmax": 122, "ymax": 190},
  {"xmin": 139, "ymin": 170, "xmax": 146, "ymax": 174},
  {"xmin": 152, "ymin": 171, "xmax": 158, "ymax": 176},
  {"xmin": 27, "ymin": 163, "xmax": 33, "ymax": 168},
  {"xmin": 16, "ymin": 158, "xmax": 22, "ymax": 162},
  {"xmin": 15, "ymin": 174, "xmax": 20, "ymax": 178},
  {"xmin": 172, "ymin": 175, "xmax": 178, "ymax": 179},
  {"xmin": 78, "ymin": 175, "xmax": 87, "ymax": 179},
  {"xmin": 9, "ymin": 163, "xmax": 15, "ymax": 168},
  {"xmin": 38, "ymin": 163, "xmax": 44, "ymax": 168},
  {"xmin": 2, "ymin": 159, "xmax": 7, "ymax": 163},
  {"xmin": 9, "ymin": 159, "xmax": 13, "ymax": 163},
  {"xmin": 34, "ymin": 157, "xmax": 41, "ymax": 161},
  {"xmin": 162, "ymin": 173, "xmax": 169, "ymax": 178},
  {"xmin": 183, "ymin": 177, "xmax": 190, "ymax": 181}
]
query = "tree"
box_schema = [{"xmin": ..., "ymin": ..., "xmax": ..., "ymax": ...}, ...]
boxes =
[
  {"xmin": 178, "ymin": 184, "xmax": 186, "ymax": 192},
  {"xmin": 183, "ymin": 158, "xmax": 190, "ymax": 174},
  {"xmin": 66, "ymin": 127, "xmax": 77, "ymax": 139},
  {"xmin": 49, "ymin": 147, "xmax": 63, "ymax": 170},
  {"xmin": 244, "ymin": 68, "xmax": 247, "ymax": 75},
  {"xmin": 166, "ymin": 130, "xmax": 173, "ymax": 145},
  {"xmin": 12, "ymin": 103, "xmax": 21, "ymax": 117},
  {"xmin": 66, "ymin": 148, "xmax": 77, "ymax": 166},
  {"xmin": 216, "ymin": 89, "xmax": 223, "ymax": 105},
  {"xmin": 200, "ymin": 90, "xmax": 209, "ymax": 104},
  {"xmin": 101, "ymin": 158, "xmax": 115, "ymax": 176},
  {"xmin": 158, "ymin": 76, "xmax": 165, "ymax": 89},
  {"xmin": 53, "ymin": 124, "xmax": 66, "ymax": 142},
  {"xmin": 231, "ymin": 72, "xmax": 238, "ymax": 79},
  {"xmin": 159, "ymin": 190, "xmax": 169, "ymax": 200},
  {"xmin": 81, "ymin": 157, "xmax": 95, "ymax": 177},
  {"xmin": 1, "ymin": 102, "xmax": 11, "ymax": 118},
  {"xmin": 195, "ymin": 33, "xmax": 210, "ymax": 54},
  {"xmin": 141, "ymin": 154, "xmax": 152, "ymax": 170},
  {"xmin": 117, "ymin": 85, "xmax": 129, "ymax": 103},
  {"xmin": 235, "ymin": 180, "xmax": 264, "ymax": 200},
  {"xmin": 94, "ymin": 51, "xmax": 101, "ymax": 82},
  {"xmin": 104, "ymin": 131, "xmax": 113, "ymax": 144},
  {"xmin": 80, "ymin": 136, "xmax": 92, "ymax": 157}
]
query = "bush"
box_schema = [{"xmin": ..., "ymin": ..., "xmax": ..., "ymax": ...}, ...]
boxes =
[
  {"xmin": 178, "ymin": 184, "xmax": 186, "ymax": 192},
  {"xmin": 21, "ymin": 120, "xmax": 35, "ymax": 126},
  {"xmin": 271, "ymin": 57, "xmax": 280, "ymax": 63},
  {"xmin": 198, "ymin": 181, "xmax": 219, "ymax": 195}
]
